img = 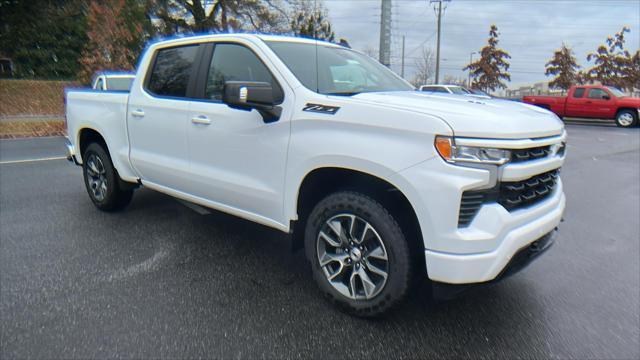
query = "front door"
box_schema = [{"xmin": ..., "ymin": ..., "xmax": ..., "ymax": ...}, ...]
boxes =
[
  {"xmin": 186, "ymin": 42, "xmax": 291, "ymax": 225},
  {"xmin": 584, "ymin": 88, "xmax": 615, "ymax": 119}
]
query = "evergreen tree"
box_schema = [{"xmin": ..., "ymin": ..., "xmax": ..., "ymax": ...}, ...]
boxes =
[
  {"xmin": 624, "ymin": 50, "xmax": 640, "ymax": 91},
  {"xmin": 0, "ymin": 0, "xmax": 88, "ymax": 79},
  {"xmin": 463, "ymin": 25, "xmax": 511, "ymax": 92},
  {"xmin": 587, "ymin": 27, "xmax": 634, "ymax": 91},
  {"xmin": 545, "ymin": 43, "xmax": 581, "ymax": 92}
]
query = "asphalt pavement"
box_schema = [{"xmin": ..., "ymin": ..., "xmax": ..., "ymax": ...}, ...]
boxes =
[{"xmin": 1, "ymin": 124, "xmax": 639, "ymax": 359}]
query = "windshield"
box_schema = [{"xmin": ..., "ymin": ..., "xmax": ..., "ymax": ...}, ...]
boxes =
[
  {"xmin": 606, "ymin": 86, "xmax": 624, "ymax": 97},
  {"xmin": 106, "ymin": 77, "xmax": 134, "ymax": 91},
  {"xmin": 266, "ymin": 41, "xmax": 413, "ymax": 95}
]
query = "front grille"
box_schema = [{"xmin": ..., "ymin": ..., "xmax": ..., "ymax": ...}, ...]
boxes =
[
  {"xmin": 511, "ymin": 146, "xmax": 551, "ymax": 163},
  {"xmin": 499, "ymin": 169, "xmax": 559, "ymax": 211},
  {"xmin": 458, "ymin": 169, "xmax": 560, "ymax": 227}
]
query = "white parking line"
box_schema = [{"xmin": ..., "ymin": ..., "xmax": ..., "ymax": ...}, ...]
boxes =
[{"xmin": 0, "ymin": 156, "xmax": 67, "ymax": 165}]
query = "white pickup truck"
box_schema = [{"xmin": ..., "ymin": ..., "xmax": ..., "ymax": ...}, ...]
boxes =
[{"xmin": 65, "ymin": 34, "xmax": 566, "ymax": 316}]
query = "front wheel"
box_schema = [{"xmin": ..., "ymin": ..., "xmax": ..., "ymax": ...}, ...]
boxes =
[
  {"xmin": 82, "ymin": 143, "xmax": 133, "ymax": 211},
  {"xmin": 304, "ymin": 191, "xmax": 411, "ymax": 317},
  {"xmin": 615, "ymin": 109, "xmax": 638, "ymax": 128}
]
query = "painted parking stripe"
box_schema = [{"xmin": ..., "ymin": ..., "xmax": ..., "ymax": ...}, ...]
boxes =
[{"xmin": 0, "ymin": 156, "xmax": 67, "ymax": 165}]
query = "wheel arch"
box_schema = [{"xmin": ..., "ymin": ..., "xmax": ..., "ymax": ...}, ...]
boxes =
[
  {"xmin": 615, "ymin": 107, "xmax": 639, "ymax": 118},
  {"xmin": 77, "ymin": 127, "xmax": 109, "ymax": 162},
  {"xmin": 291, "ymin": 166, "xmax": 426, "ymax": 276}
]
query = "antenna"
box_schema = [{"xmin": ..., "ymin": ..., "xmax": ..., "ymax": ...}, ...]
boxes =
[{"xmin": 314, "ymin": 0, "xmax": 319, "ymax": 93}]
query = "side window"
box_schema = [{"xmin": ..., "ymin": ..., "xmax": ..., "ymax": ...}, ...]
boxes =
[
  {"xmin": 587, "ymin": 88, "xmax": 608, "ymax": 99},
  {"xmin": 205, "ymin": 43, "xmax": 282, "ymax": 102},
  {"xmin": 147, "ymin": 45, "xmax": 199, "ymax": 98},
  {"xmin": 573, "ymin": 88, "xmax": 585, "ymax": 98}
]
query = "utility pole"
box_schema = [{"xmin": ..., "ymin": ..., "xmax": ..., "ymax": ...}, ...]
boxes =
[
  {"xmin": 379, "ymin": 0, "xmax": 392, "ymax": 67},
  {"xmin": 401, "ymin": 35, "xmax": 405, "ymax": 78},
  {"xmin": 430, "ymin": 0, "xmax": 449, "ymax": 84},
  {"xmin": 468, "ymin": 51, "xmax": 476, "ymax": 87}
]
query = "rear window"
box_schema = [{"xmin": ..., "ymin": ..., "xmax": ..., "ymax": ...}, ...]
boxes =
[
  {"xmin": 573, "ymin": 88, "xmax": 585, "ymax": 98},
  {"xmin": 422, "ymin": 86, "xmax": 447, "ymax": 93},
  {"xmin": 107, "ymin": 77, "xmax": 134, "ymax": 91},
  {"xmin": 147, "ymin": 45, "xmax": 199, "ymax": 98}
]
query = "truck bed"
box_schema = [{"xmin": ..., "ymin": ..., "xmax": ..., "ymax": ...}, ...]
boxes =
[{"xmin": 65, "ymin": 89, "xmax": 135, "ymax": 180}]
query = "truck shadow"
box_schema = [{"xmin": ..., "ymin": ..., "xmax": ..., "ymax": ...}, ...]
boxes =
[{"xmin": 124, "ymin": 188, "xmax": 552, "ymax": 357}]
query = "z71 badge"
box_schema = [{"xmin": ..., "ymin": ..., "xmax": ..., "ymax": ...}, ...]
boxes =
[{"xmin": 303, "ymin": 103, "xmax": 340, "ymax": 115}]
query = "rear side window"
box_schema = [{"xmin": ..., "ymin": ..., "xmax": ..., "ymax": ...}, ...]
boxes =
[
  {"xmin": 205, "ymin": 43, "xmax": 282, "ymax": 102},
  {"xmin": 147, "ymin": 45, "xmax": 199, "ymax": 98},
  {"xmin": 573, "ymin": 88, "xmax": 585, "ymax": 98}
]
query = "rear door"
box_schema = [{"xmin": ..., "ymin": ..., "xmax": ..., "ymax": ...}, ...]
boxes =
[
  {"xmin": 185, "ymin": 41, "xmax": 292, "ymax": 225},
  {"xmin": 127, "ymin": 44, "xmax": 202, "ymax": 190},
  {"xmin": 565, "ymin": 87, "xmax": 589, "ymax": 117},
  {"xmin": 584, "ymin": 88, "xmax": 615, "ymax": 119}
]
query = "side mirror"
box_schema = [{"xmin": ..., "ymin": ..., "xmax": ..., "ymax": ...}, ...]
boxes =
[
  {"xmin": 222, "ymin": 81, "xmax": 282, "ymax": 123},
  {"xmin": 602, "ymin": 94, "xmax": 611, "ymax": 100}
]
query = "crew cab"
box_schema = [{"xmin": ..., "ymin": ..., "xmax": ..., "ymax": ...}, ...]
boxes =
[
  {"xmin": 65, "ymin": 34, "xmax": 567, "ymax": 316},
  {"xmin": 91, "ymin": 72, "xmax": 135, "ymax": 91},
  {"xmin": 523, "ymin": 85, "xmax": 640, "ymax": 127}
]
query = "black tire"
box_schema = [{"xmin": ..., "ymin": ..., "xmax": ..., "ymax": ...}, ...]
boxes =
[
  {"xmin": 82, "ymin": 143, "xmax": 133, "ymax": 211},
  {"xmin": 615, "ymin": 109, "xmax": 638, "ymax": 128},
  {"xmin": 304, "ymin": 191, "xmax": 411, "ymax": 317}
]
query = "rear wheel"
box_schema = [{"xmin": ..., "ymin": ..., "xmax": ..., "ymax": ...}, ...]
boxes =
[
  {"xmin": 82, "ymin": 143, "xmax": 133, "ymax": 211},
  {"xmin": 304, "ymin": 191, "xmax": 411, "ymax": 317},
  {"xmin": 615, "ymin": 109, "xmax": 638, "ymax": 128}
]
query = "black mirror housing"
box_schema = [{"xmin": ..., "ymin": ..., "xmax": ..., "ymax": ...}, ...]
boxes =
[
  {"xmin": 222, "ymin": 81, "xmax": 282, "ymax": 123},
  {"xmin": 602, "ymin": 94, "xmax": 611, "ymax": 100}
]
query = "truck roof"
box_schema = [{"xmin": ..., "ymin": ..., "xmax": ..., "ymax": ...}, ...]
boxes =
[{"xmin": 148, "ymin": 33, "xmax": 343, "ymax": 50}]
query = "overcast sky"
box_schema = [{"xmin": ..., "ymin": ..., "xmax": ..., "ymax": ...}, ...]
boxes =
[{"xmin": 324, "ymin": 0, "xmax": 640, "ymax": 88}]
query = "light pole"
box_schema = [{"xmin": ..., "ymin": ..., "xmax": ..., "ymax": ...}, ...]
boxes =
[
  {"xmin": 468, "ymin": 51, "xmax": 477, "ymax": 88},
  {"xmin": 430, "ymin": 0, "xmax": 450, "ymax": 84}
]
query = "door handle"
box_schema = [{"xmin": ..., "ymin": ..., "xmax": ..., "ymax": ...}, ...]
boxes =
[
  {"xmin": 191, "ymin": 116, "xmax": 212, "ymax": 125},
  {"xmin": 585, "ymin": 101, "xmax": 592, "ymax": 104},
  {"xmin": 131, "ymin": 109, "xmax": 145, "ymax": 117}
]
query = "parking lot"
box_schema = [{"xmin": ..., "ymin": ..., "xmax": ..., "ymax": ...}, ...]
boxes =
[{"xmin": 1, "ymin": 123, "xmax": 638, "ymax": 358}]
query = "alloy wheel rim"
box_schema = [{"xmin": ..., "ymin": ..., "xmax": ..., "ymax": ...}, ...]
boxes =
[
  {"xmin": 86, "ymin": 154, "xmax": 108, "ymax": 201},
  {"xmin": 316, "ymin": 213, "xmax": 389, "ymax": 300},
  {"xmin": 618, "ymin": 113, "xmax": 634, "ymax": 126}
]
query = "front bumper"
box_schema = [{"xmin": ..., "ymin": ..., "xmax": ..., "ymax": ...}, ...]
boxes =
[
  {"xmin": 432, "ymin": 229, "xmax": 556, "ymax": 299},
  {"xmin": 424, "ymin": 188, "xmax": 564, "ymax": 284},
  {"xmin": 64, "ymin": 137, "xmax": 80, "ymax": 165},
  {"xmin": 389, "ymin": 135, "xmax": 566, "ymax": 285}
]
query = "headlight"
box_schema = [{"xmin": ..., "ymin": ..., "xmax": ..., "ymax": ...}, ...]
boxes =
[{"xmin": 435, "ymin": 136, "xmax": 511, "ymax": 165}]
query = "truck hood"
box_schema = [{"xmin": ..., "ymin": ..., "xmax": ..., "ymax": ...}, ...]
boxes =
[
  {"xmin": 618, "ymin": 97, "xmax": 640, "ymax": 107},
  {"xmin": 350, "ymin": 91, "xmax": 564, "ymax": 139}
]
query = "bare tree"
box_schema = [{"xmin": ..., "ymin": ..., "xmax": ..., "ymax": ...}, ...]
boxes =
[
  {"xmin": 442, "ymin": 74, "xmax": 467, "ymax": 86},
  {"xmin": 289, "ymin": 0, "xmax": 335, "ymax": 41},
  {"xmin": 361, "ymin": 46, "xmax": 379, "ymax": 60},
  {"xmin": 150, "ymin": 0, "xmax": 290, "ymax": 35},
  {"xmin": 411, "ymin": 46, "xmax": 435, "ymax": 87}
]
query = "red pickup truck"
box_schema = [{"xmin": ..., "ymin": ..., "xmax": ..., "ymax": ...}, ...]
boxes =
[{"xmin": 523, "ymin": 85, "xmax": 640, "ymax": 128}]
